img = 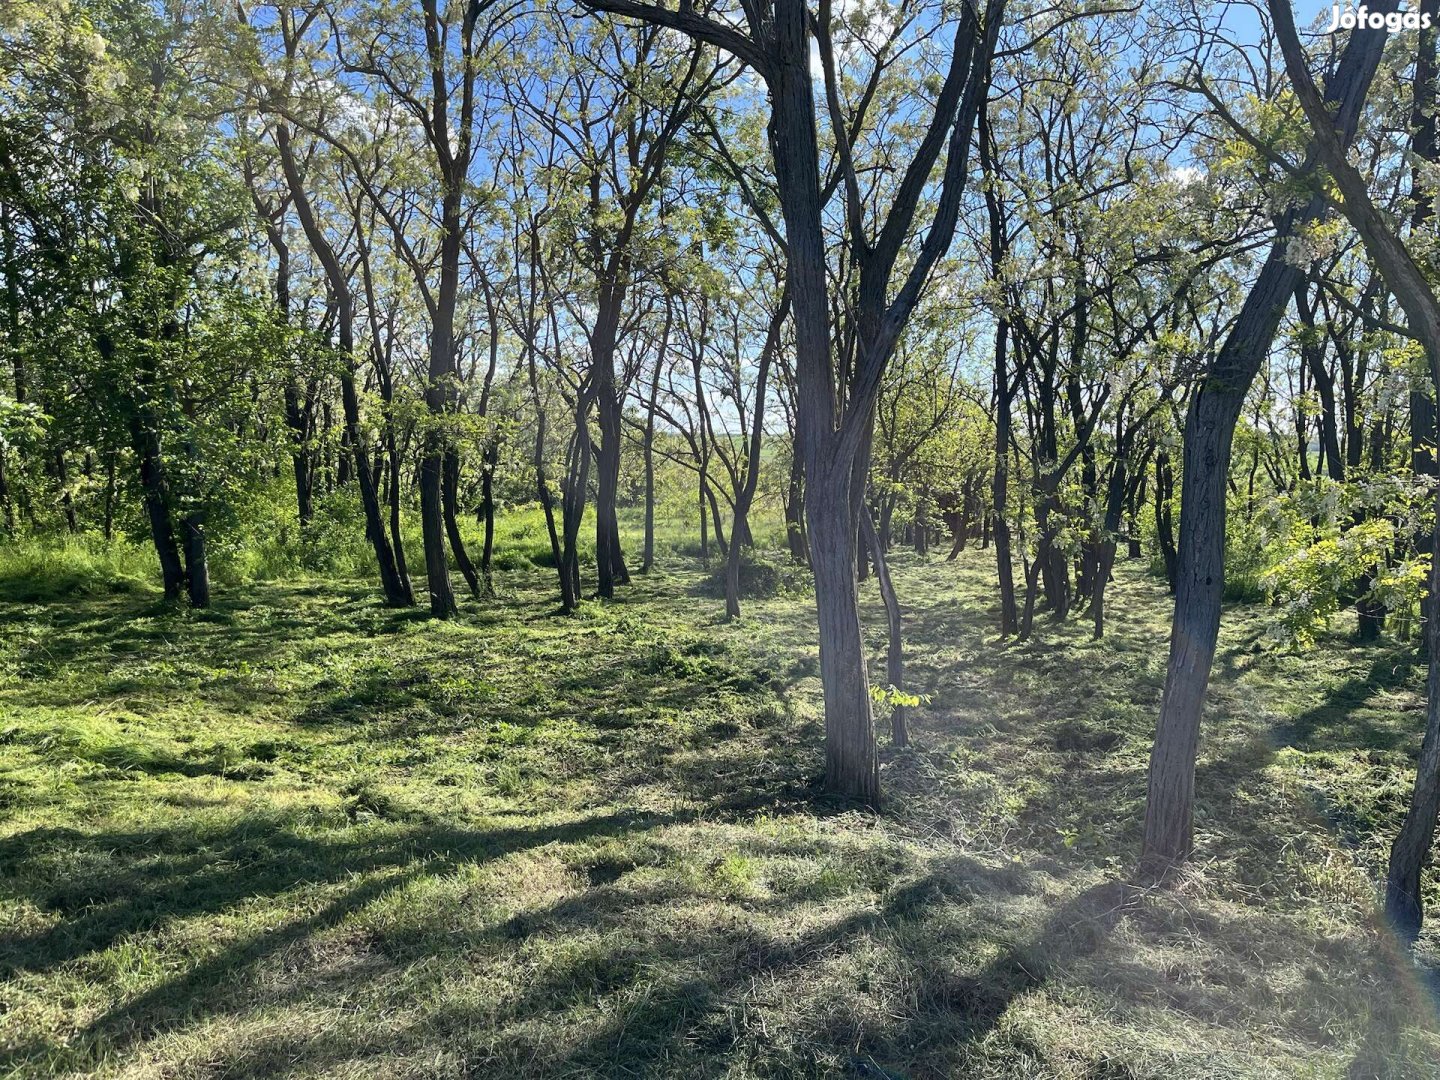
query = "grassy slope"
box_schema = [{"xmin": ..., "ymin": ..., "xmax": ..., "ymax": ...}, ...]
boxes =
[{"xmin": 0, "ymin": 545, "xmax": 1437, "ymax": 1079}]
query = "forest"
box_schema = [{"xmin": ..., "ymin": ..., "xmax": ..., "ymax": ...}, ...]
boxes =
[{"xmin": 4, "ymin": 0, "xmax": 1440, "ymax": 1075}]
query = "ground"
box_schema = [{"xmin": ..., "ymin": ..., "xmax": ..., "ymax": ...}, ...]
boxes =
[{"xmin": 1, "ymin": 542, "xmax": 1438, "ymax": 1078}]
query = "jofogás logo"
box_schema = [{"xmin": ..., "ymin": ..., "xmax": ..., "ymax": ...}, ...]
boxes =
[{"xmin": 1326, "ymin": 4, "xmax": 1432, "ymax": 30}]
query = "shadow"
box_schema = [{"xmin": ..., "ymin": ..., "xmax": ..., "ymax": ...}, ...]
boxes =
[
  {"xmin": 1273, "ymin": 649, "xmax": 1423, "ymax": 754},
  {"xmin": 0, "ymin": 808, "xmax": 687, "ymax": 987},
  {"xmin": 471, "ymin": 872, "xmax": 1132, "ymax": 1077}
]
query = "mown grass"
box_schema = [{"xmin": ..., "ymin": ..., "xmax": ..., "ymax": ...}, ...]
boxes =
[{"xmin": 0, "ymin": 535, "xmax": 1437, "ymax": 1078}]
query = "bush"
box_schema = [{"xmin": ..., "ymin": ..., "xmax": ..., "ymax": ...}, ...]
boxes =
[
  {"xmin": 698, "ymin": 550, "xmax": 809, "ymax": 600},
  {"xmin": 0, "ymin": 534, "xmax": 156, "ymax": 602}
]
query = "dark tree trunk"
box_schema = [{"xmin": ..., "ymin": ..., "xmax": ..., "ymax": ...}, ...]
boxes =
[
  {"xmin": 991, "ymin": 326, "xmax": 1018, "ymax": 636},
  {"xmin": 102, "ymin": 452, "xmax": 117, "ymax": 542},
  {"xmin": 642, "ymin": 339, "xmax": 664, "ymax": 573},
  {"xmin": 133, "ymin": 427, "xmax": 185, "ymax": 600},
  {"xmin": 786, "ymin": 448, "xmax": 807, "ymax": 563},
  {"xmin": 593, "ymin": 294, "xmax": 627, "ymax": 600},
  {"xmin": 1295, "ymin": 283, "xmax": 1344, "ymax": 481},
  {"xmin": 559, "ymin": 407, "xmax": 591, "ymax": 611},
  {"xmin": 1091, "ymin": 458, "xmax": 1127, "ymax": 641},
  {"xmin": 480, "ymin": 443, "xmax": 497, "ymax": 593},
  {"xmin": 285, "ymin": 381, "xmax": 315, "ymax": 526},
  {"xmin": 275, "ymin": 122, "xmax": 411, "ymax": 607},
  {"xmin": 182, "ymin": 512, "xmax": 209, "ymax": 608},
  {"xmin": 443, "ymin": 449, "xmax": 481, "ymax": 599},
  {"xmin": 1154, "ymin": 450, "xmax": 1178, "ymax": 591},
  {"xmin": 1142, "ymin": 2, "xmax": 1395, "ymax": 876},
  {"xmin": 388, "ymin": 425, "xmax": 410, "ymax": 589},
  {"xmin": 342, "ymin": 372, "xmax": 413, "ymax": 607},
  {"xmin": 1382, "ymin": 0, "xmax": 1440, "ymax": 939}
]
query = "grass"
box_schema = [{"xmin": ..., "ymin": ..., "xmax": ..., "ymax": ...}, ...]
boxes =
[{"xmin": 0, "ymin": 535, "xmax": 1438, "ymax": 1078}]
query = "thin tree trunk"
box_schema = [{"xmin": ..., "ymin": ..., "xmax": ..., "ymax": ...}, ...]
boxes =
[
  {"xmin": 860, "ymin": 507, "xmax": 907, "ymax": 746},
  {"xmin": 443, "ymin": 449, "xmax": 481, "ymax": 599}
]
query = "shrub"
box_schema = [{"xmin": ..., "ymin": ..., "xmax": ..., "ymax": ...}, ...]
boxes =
[
  {"xmin": 698, "ymin": 550, "xmax": 809, "ymax": 600},
  {"xmin": 0, "ymin": 534, "xmax": 156, "ymax": 602}
]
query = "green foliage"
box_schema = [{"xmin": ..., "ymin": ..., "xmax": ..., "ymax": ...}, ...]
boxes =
[
  {"xmin": 0, "ymin": 534, "xmax": 155, "ymax": 602},
  {"xmin": 697, "ymin": 549, "xmax": 809, "ymax": 600},
  {"xmin": 1263, "ymin": 520, "xmax": 1429, "ymax": 647}
]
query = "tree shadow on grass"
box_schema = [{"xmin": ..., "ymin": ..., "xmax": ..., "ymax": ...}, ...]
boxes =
[
  {"xmin": 1271, "ymin": 648, "xmax": 1423, "ymax": 754},
  {"xmin": 0, "ymin": 808, "xmax": 686, "ymax": 987},
  {"xmin": 471, "ymin": 875, "xmax": 1135, "ymax": 1078}
]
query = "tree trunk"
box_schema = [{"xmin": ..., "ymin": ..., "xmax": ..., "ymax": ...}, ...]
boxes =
[
  {"xmin": 1386, "ymin": 494, "xmax": 1440, "ymax": 938},
  {"xmin": 1154, "ymin": 449, "xmax": 1178, "ymax": 591},
  {"xmin": 559, "ymin": 409, "xmax": 591, "ymax": 611},
  {"xmin": 808, "ymin": 483, "xmax": 880, "ymax": 804},
  {"xmin": 786, "ymin": 448, "xmax": 807, "ymax": 562},
  {"xmin": 860, "ymin": 508, "xmax": 907, "ymax": 746},
  {"xmin": 182, "ymin": 512, "xmax": 209, "ymax": 608},
  {"xmin": 443, "ymin": 449, "xmax": 481, "ymax": 599},
  {"xmin": 102, "ymin": 452, "xmax": 116, "ymax": 542},
  {"xmin": 991, "ymin": 323, "xmax": 1018, "ymax": 636},
  {"xmin": 480, "ymin": 442, "xmax": 497, "ymax": 593},
  {"xmin": 274, "ymin": 121, "xmax": 411, "ymax": 607},
  {"xmin": 642, "ymin": 356, "xmax": 662, "ymax": 574},
  {"xmin": 419, "ymin": 434, "xmax": 455, "ymax": 617}
]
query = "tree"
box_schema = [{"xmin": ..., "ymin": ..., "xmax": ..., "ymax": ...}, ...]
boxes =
[
  {"xmin": 1140, "ymin": 3, "xmax": 1398, "ymax": 875},
  {"xmin": 581, "ymin": 0, "xmax": 1004, "ymax": 803}
]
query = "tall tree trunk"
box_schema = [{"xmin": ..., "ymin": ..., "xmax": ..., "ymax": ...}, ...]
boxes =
[
  {"xmin": 992, "ymin": 330, "xmax": 1018, "ymax": 635},
  {"xmin": 275, "ymin": 122, "xmax": 411, "ymax": 607},
  {"xmin": 1141, "ymin": 0, "xmax": 1395, "ymax": 878},
  {"xmin": 592, "ymin": 291, "xmax": 628, "ymax": 600},
  {"xmin": 1383, "ymin": 0, "xmax": 1440, "ymax": 938}
]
